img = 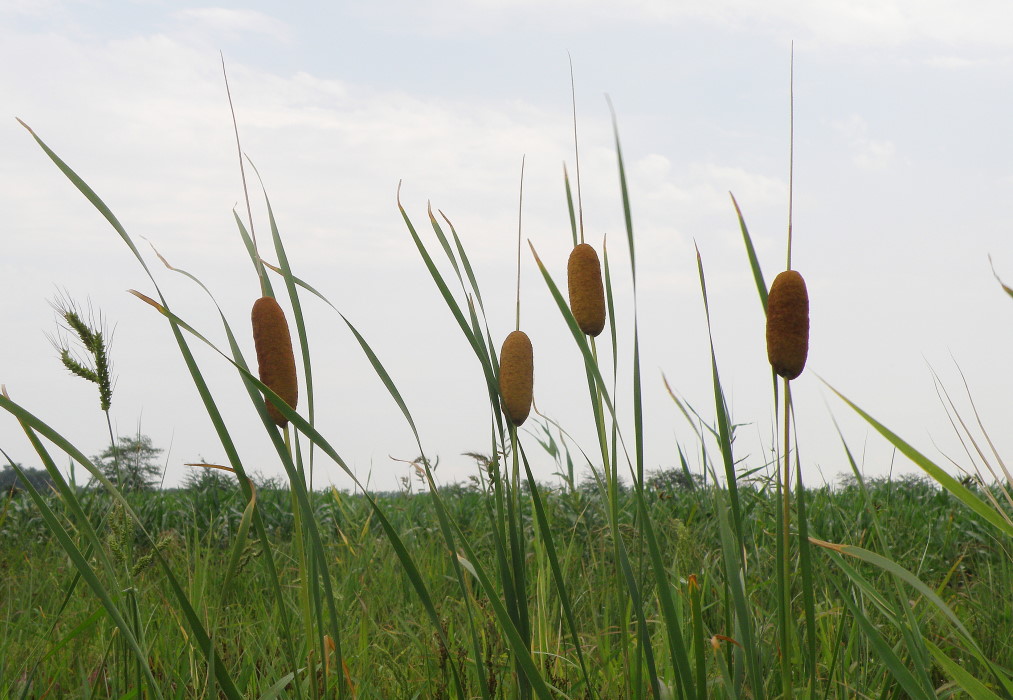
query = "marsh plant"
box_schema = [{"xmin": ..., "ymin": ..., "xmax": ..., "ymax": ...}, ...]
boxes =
[{"xmin": 3, "ymin": 76, "xmax": 1013, "ymax": 700}]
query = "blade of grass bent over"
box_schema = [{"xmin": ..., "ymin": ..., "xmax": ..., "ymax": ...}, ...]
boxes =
[
  {"xmin": 695, "ymin": 244, "xmax": 764, "ymax": 697},
  {"xmin": 16, "ymin": 120, "xmax": 261, "ymax": 698},
  {"xmin": 813, "ymin": 538, "xmax": 1013, "ymax": 695},
  {"xmin": 822, "ymin": 567, "xmax": 935, "ymax": 700},
  {"xmin": 1, "ymin": 398, "xmax": 242, "ymax": 699},
  {"xmin": 826, "ymin": 382, "xmax": 1013, "ymax": 538},
  {"xmin": 165, "ymin": 261, "xmax": 489, "ymax": 699},
  {"xmin": 8, "ymin": 460, "xmax": 164, "ymax": 700}
]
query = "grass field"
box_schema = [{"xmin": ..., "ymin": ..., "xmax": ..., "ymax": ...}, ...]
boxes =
[
  {"xmin": 3, "ymin": 475, "xmax": 1010, "ymax": 698},
  {"xmin": 3, "ymin": 97, "xmax": 1013, "ymax": 698}
]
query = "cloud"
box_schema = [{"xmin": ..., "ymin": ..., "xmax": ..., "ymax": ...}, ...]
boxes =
[
  {"xmin": 173, "ymin": 7, "xmax": 292, "ymax": 42},
  {"xmin": 833, "ymin": 115, "xmax": 896, "ymax": 170},
  {"xmin": 922, "ymin": 55, "xmax": 1006, "ymax": 69},
  {"xmin": 363, "ymin": 0, "xmax": 1013, "ymax": 50}
]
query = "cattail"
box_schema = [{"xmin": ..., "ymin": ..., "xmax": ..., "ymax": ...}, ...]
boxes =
[
  {"xmin": 499, "ymin": 330, "xmax": 533, "ymax": 427},
  {"xmin": 567, "ymin": 243, "xmax": 606, "ymax": 337},
  {"xmin": 252, "ymin": 296, "xmax": 298, "ymax": 427},
  {"xmin": 765, "ymin": 269, "xmax": 809, "ymax": 380}
]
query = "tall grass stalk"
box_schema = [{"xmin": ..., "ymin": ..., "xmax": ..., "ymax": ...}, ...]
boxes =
[{"xmin": 9, "ymin": 70, "xmax": 1011, "ymax": 699}]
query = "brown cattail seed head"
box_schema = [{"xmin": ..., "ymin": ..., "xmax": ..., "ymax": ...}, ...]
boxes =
[
  {"xmin": 252, "ymin": 296, "xmax": 299, "ymax": 427},
  {"xmin": 567, "ymin": 243, "xmax": 606, "ymax": 337},
  {"xmin": 765, "ymin": 270, "xmax": 809, "ymax": 380},
  {"xmin": 499, "ymin": 330, "xmax": 533, "ymax": 427}
]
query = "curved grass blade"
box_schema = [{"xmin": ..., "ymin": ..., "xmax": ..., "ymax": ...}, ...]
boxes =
[
  {"xmin": 632, "ymin": 472, "xmax": 697, "ymax": 698},
  {"xmin": 926, "ymin": 638, "xmax": 1007, "ymax": 699},
  {"xmin": 221, "ymin": 474, "xmax": 257, "ymax": 597},
  {"xmin": 8, "ymin": 463, "xmax": 164, "ymax": 699},
  {"xmin": 823, "ymin": 568, "xmax": 935, "ymax": 700},
  {"xmin": 518, "ymin": 443, "xmax": 596, "ymax": 698},
  {"xmin": 826, "ymin": 382, "xmax": 1013, "ymax": 538},
  {"xmin": 563, "ymin": 164, "xmax": 578, "ymax": 247},
  {"xmin": 441, "ymin": 210, "xmax": 489, "ymax": 316},
  {"xmin": 990, "ymin": 255, "xmax": 1013, "ymax": 300},
  {"xmin": 694, "ymin": 245, "xmax": 743, "ymax": 535},
  {"xmin": 247, "ymin": 159, "xmax": 315, "ymax": 431},
  {"xmin": 18, "ymin": 120, "xmax": 297, "ymax": 689},
  {"xmin": 234, "ymin": 210, "xmax": 274, "ymax": 298},
  {"xmin": 2, "ymin": 399, "xmax": 245, "ymax": 699},
  {"xmin": 397, "ymin": 187, "xmax": 501, "ymax": 410},
  {"xmin": 143, "ymin": 250, "xmax": 301, "ymax": 679},
  {"xmin": 793, "ymin": 453, "xmax": 818, "ymax": 700},
  {"xmin": 730, "ymin": 192, "xmax": 768, "ymax": 314},
  {"xmin": 812, "ymin": 538, "xmax": 1013, "ymax": 695},
  {"xmin": 142, "ymin": 268, "xmax": 488, "ymax": 699}
]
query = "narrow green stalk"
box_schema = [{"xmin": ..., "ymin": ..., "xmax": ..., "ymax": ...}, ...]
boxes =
[{"xmin": 780, "ymin": 379, "xmax": 793, "ymax": 697}]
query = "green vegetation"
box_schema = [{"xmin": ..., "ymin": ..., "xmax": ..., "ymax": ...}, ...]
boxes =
[
  {"xmin": 2, "ymin": 474, "xmax": 1008, "ymax": 697},
  {"xmin": 3, "ymin": 86, "xmax": 1012, "ymax": 698}
]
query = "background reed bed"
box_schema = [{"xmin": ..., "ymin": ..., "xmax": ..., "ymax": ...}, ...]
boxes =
[{"xmin": 2, "ymin": 86, "xmax": 1012, "ymax": 700}]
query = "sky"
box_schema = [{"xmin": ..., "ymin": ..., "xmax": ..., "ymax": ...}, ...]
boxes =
[{"xmin": 3, "ymin": 0, "xmax": 1013, "ymax": 493}]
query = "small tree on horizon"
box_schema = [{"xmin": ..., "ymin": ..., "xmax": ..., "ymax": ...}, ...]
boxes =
[{"xmin": 91, "ymin": 435, "xmax": 164, "ymax": 492}]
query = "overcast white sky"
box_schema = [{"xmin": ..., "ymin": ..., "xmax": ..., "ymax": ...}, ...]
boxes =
[{"xmin": 3, "ymin": 1, "xmax": 1013, "ymax": 492}]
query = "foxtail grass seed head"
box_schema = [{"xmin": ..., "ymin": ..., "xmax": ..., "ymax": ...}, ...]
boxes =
[
  {"xmin": 765, "ymin": 269, "xmax": 809, "ymax": 380},
  {"xmin": 252, "ymin": 296, "xmax": 298, "ymax": 427},
  {"xmin": 499, "ymin": 330, "xmax": 533, "ymax": 427},
  {"xmin": 567, "ymin": 243, "xmax": 606, "ymax": 337}
]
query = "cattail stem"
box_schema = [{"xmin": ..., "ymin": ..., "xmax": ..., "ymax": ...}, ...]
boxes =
[
  {"xmin": 515, "ymin": 156, "xmax": 525, "ymax": 331},
  {"xmin": 777, "ymin": 377, "xmax": 796, "ymax": 696},
  {"xmin": 568, "ymin": 53, "xmax": 585, "ymax": 245},
  {"xmin": 787, "ymin": 42, "xmax": 795, "ymax": 271}
]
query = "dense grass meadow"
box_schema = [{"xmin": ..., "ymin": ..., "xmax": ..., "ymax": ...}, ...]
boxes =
[
  {"xmin": 3, "ymin": 476, "xmax": 1011, "ymax": 698},
  {"xmin": 4, "ymin": 90, "xmax": 1013, "ymax": 698}
]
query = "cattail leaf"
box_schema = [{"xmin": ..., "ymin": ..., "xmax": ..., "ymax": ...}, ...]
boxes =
[
  {"xmin": 696, "ymin": 244, "xmax": 764, "ymax": 696},
  {"xmin": 21, "ymin": 123, "xmax": 288, "ymax": 690},
  {"xmin": 257, "ymin": 671, "xmax": 298, "ymax": 700},
  {"xmin": 234, "ymin": 208, "xmax": 274, "ymax": 299},
  {"xmin": 442, "ymin": 211, "xmax": 488, "ymax": 316},
  {"xmin": 8, "ymin": 461, "xmax": 166, "ymax": 699},
  {"xmin": 821, "ymin": 566, "xmax": 935, "ymax": 700},
  {"xmin": 793, "ymin": 455, "xmax": 819, "ymax": 699},
  {"xmin": 628, "ymin": 456, "xmax": 698, "ymax": 697},
  {"xmin": 813, "ymin": 538, "xmax": 1003, "ymax": 675},
  {"xmin": 730, "ymin": 192, "xmax": 768, "ymax": 314},
  {"xmin": 827, "ymin": 383, "xmax": 1013, "ymax": 538},
  {"xmin": 2, "ymin": 407, "xmax": 245, "ymax": 699},
  {"xmin": 516, "ymin": 442, "xmax": 596, "ymax": 693},
  {"xmin": 731, "ymin": 193, "xmax": 780, "ymax": 399},
  {"xmin": 18, "ymin": 120, "xmax": 153, "ymax": 277},
  {"xmin": 221, "ymin": 478, "xmax": 257, "ymax": 598},
  {"xmin": 925, "ymin": 639, "xmax": 1008, "ymax": 699},
  {"xmin": 147, "ymin": 287, "xmax": 546, "ymax": 699},
  {"xmin": 163, "ymin": 261, "xmax": 478, "ymax": 700},
  {"xmin": 428, "ymin": 203, "xmax": 466, "ymax": 293},
  {"xmin": 695, "ymin": 245, "xmax": 743, "ymax": 533},
  {"xmin": 249, "ymin": 160, "xmax": 316, "ymax": 434},
  {"xmin": 606, "ymin": 97, "xmax": 636, "ymax": 285},
  {"xmin": 563, "ymin": 163, "xmax": 579, "ymax": 248}
]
